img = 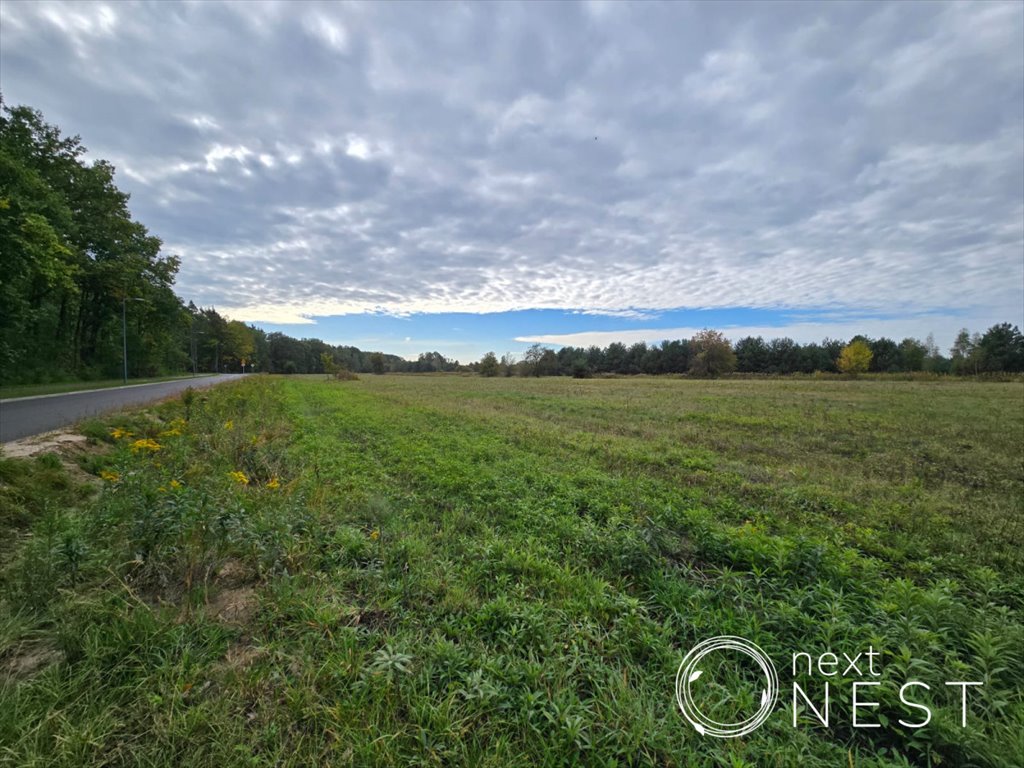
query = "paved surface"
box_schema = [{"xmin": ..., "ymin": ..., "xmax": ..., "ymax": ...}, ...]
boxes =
[{"xmin": 1, "ymin": 375, "xmax": 245, "ymax": 443}]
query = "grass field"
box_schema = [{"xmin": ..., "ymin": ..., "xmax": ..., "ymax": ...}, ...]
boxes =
[{"xmin": 1, "ymin": 375, "xmax": 1022, "ymax": 767}]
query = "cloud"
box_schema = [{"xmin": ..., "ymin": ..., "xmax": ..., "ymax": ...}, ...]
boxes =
[{"xmin": 1, "ymin": 1, "xmax": 1021, "ymax": 335}]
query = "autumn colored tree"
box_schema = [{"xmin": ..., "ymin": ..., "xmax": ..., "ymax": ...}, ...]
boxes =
[
  {"xmin": 688, "ymin": 329, "xmax": 736, "ymax": 377},
  {"xmin": 837, "ymin": 340, "xmax": 873, "ymax": 375}
]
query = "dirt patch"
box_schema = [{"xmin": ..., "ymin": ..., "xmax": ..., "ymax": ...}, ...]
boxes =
[
  {"xmin": 352, "ymin": 608, "xmax": 390, "ymax": 630},
  {"xmin": 207, "ymin": 585, "xmax": 259, "ymax": 626},
  {"xmin": 2, "ymin": 430, "xmax": 90, "ymax": 460},
  {"xmin": 215, "ymin": 558, "xmax": 255, "ymax": 588},
  {"xmin": 1, "ymin": 641, "xmax": 63, "ymax": 681},
  {"xmin": 1, "ymin": 429, "xmax": 106, "ymax": 484},
  {"xmin": 205, "ymin": 559, "xmax": 260, "ymax": 626}
]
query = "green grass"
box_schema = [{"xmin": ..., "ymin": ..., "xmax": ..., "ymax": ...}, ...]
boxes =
[
  {"xmin": 1, "ymin": 375, "xmax": 1021, "ymax": 767},
  {"xmin": 0, "ymin": 374, "xmax": 214, "ymax": 400}
]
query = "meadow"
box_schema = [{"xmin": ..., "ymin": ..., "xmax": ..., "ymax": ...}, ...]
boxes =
[{"xmin": 1, "ymin": 375, "xmax": 1021, "ymax": 767}]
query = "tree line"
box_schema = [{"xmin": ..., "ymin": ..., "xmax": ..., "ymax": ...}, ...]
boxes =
[
  {"xmin": 477, "ymin": 324, "xmax": 1024, "ymax": 378},
  {"xmin": 0, "ymin": 100, "xmax": 454, "ymax": 385},
  {"xmin": 3, "ymin": 100, "xmax": 1020, "ymax": 385}
]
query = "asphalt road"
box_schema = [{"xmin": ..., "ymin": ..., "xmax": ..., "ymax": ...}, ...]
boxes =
[{"xmin": 0, "ymin": 375, "xmax": 244, "ymax": 443}]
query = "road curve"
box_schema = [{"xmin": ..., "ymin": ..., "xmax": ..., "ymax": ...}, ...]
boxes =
[{"xmin": 1, "ymin": 375, "xmax": 245, "ymax": 443}]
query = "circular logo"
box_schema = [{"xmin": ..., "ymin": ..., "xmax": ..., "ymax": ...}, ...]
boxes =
[{"xmin": 675, "ymin": 635, "xmax": 779, "ymax": 738}]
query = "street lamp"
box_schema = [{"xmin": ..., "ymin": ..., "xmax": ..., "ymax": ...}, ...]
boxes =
[
  {"xmin": 122, "ymin": 296, "xmax": 146, "ymax": 384},
  {"xmin": 190, "ymin": 327, "xmax": 205, "ymax": 377}
]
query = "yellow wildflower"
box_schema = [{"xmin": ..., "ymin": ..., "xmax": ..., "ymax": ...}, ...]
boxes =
[
  {"xmin": 224, "ymin": 420, "xmax": 234, "ymax": 430},
  {"xmin": 159, "ymin": 427, "xmax": 182, "ymax": 437},
  {"xmin": 369, "ymin": 529, "xmax": 380, "ymax": 541},
  {"xmin": 157, "ymin": 486, "xmax": 167, "ymax": 493},
  {"xmin": 170, "ymin": 479, "xmax": 182, "ymax": 490},
  {"xmin": 266, "ymin": 477, "xmax": 280, "ymax": 490},
  {"xmin": 110, "ymin": 427, "xmax": 134, "ymax": 440},
  {"xmin": 229, "ymin": 470, "xmax": 249, "ymax": 485},
  {"xmin": 130, "ymin": 438, "xmax": 162, "ymax": 453},
  {"xmin": 99, "ymin": 469, "xmax": 120, "ymax": 482}
]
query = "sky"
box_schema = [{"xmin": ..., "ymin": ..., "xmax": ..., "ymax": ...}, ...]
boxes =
[{"xmin": 1, "ymin": 1, "xmax": 1022, "ymax": 363}]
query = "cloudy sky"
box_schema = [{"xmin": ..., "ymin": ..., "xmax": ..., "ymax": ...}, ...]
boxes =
[{"xmin": 2, "ymin": 1, "xmax": 1022, "ymax": 361}]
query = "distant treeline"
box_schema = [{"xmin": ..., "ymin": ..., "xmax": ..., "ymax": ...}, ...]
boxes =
[
  {"xmin": 477, "ymin": 324, "xmax": 1024, "ymax": 378},
  {"xmin": 182, "ymin": 305, "xmax": 436, "ymax": 376},
  {"xmin": 0, "ymin": 100, "xmax": 452, "ymax": 385},
  {"xmin": 3, "ymin": 101, "xmax": 1021, "ymax": 385}
]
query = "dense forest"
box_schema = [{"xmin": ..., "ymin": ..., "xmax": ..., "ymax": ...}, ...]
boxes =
[
  {"xmin": 0, "ymin": 100, "xmax": 453, "ymax": 384},
  {"xmin": 2, "ymin": 100, "xmax": 1020, "ymax": 386}
]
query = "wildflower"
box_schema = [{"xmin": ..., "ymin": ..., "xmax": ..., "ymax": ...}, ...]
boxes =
[
  {"xmin": 130, "ymin": 438, "xmax": 162, "ymax": 453},
  {"xmin": 224, "ymin": 420, "xmax": 234, "ymax": 430},
  {"xmin": 159, "ymin": 427, "xmax": 182, "ymax": 437},
  {"xmin": 266, "ymin": 477, "xmax": 280, "ymax": 490},
  {"xmin": 99, "ymin": 469, "xmax": 120, "ymax": 482},
  {"xmin": 157, "ymin": 486, "xmax": 167, "ymax": 493},
  {"xmin": 169, "ymin": 479, "xmax": 182, "ymax": 490},
  {"xmin": 110, "ymin": 427, "xmax": 134, "ymax": 440},
  {"xmin": 229, "ymin": 470, "xmax": 249, "ymax": 485},
  {"xmin": 370, "ymin": 529, "xmax": 380, "ymax": 541}
]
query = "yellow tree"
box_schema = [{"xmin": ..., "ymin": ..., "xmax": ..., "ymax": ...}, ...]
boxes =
[{"xmin": 837, "ymin": 340, "xmax": 872, "ymax": 374}]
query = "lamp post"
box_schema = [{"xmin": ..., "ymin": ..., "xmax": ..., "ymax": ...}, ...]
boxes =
[
  {"xmin": 122, "ymin": 296, "xmax": 146, "ymax": 384},
  {"xmin": 190, "ymin": 327, "xmax": 205, "ymax": 377}
]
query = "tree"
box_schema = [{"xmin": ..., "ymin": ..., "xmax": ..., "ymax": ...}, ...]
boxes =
[
  {"xmin": 605, "ymin": 342, "xmax": 627, "ymax": 374},
  {"xmin": 521, "ymin": 344, "xmax": 546, "ymax": 377},
  {"xmin": 641, "ymin": 345, "xmax": 663, "ymax": 374},
  {"xmin": 571, "ymin": 357, "xmax": 593, "ymax": 378},
  {"xmin": 479, "ymin": 351, "xmax": 499, "ymax": 377},
  {"xmin": 799, "ymin": 343, "xmax": 832, "ymax": 373},
  {"xmin": 688, "ymin": 330, "xmax": 736, "ymax": 377},
  {"xmin": 869, "ymin": 337, "xmax": 900, "ymax": 372},
  {"xmin": 223, "ymin": 320, "xmax": 255, "ymax": 372},
  {"xmin": 536, "ymin": 348, "xmax": 559, "ymax": 376},
  {"xmin": 898, "ymin": 338, "xmax": 927, "ymax": 372},
  {"xmin": 500, "ymin": 352, "xmax": 516, "ymax": 377},
  {"xmin": 821, "ymin": 338, "xmax": 845, "ymax": 371},
  {"xmin": 950, "ymin": 329, "xmax": 981, "ymax": 375},
  {"xmin": 977, "ymin": 323, "xmax": 1024, "ymax": 372},
  {"xmin": 735, "ymin": 336, "xmax": 769, "ymax": 373},
  {"xmin": 0, "ymin": 100, "xmax": 184, "ymax": 383},
  {"xmin": 767, "ymin": 337, "xmax": 801, "ymax": 374},
  {"xmin": 320, "ymin": 351, "xmax": 338, "ymax": 379},
  {"xmin": 370, "ymin": 352, "xmax": 385, "ymax": 374},
  {"xmin": 837, "ymin": 340, "xmax": 872, "ymax": 375},
  {"xmin": 659, "ymin": 339, "xmax": 689, "ymax": 373},
  {"xmin": 625, "ymin": 342, "xmax": 648, "ymax": 374}
]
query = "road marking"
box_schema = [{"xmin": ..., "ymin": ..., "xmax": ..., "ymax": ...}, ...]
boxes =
[{"xmin": 0, "ymin": 376, "xmax": 221, "ymax": 404}]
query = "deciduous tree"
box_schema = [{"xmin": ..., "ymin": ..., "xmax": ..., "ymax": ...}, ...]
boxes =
[
  {"xmin": 688, "ymin": 329, "xmax": 736, "ymax": 377},
  {"xmin": 837, "ymin": 340, "xmax": 872, "ymax": 375}
]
